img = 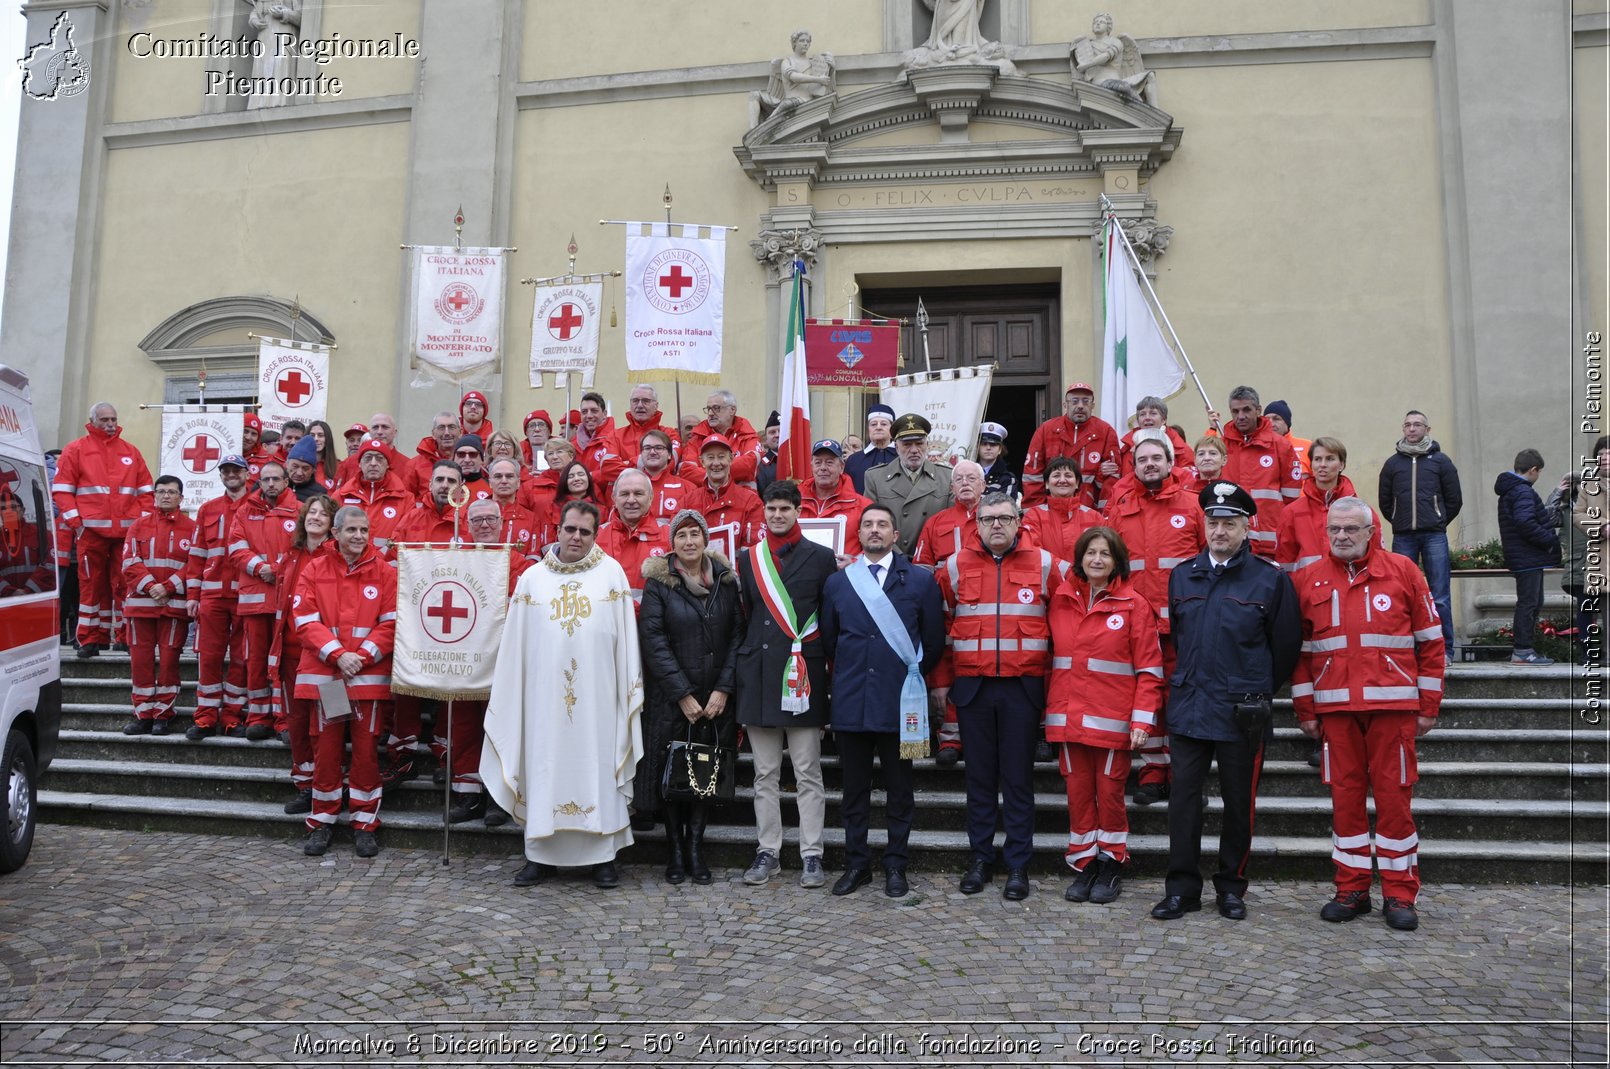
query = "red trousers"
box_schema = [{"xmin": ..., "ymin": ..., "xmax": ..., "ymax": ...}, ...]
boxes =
[
  {"xmin": 307, "ymin": 699, "xmax": 388, "ymax": 832},
  {"xmin": 388, "ymin": 694, "xmax": 427, "ymax": 765},
  {"xmin": 75, "ymin": 531, "xmax": 126, "ymax": 646},
  {"xmin": 1059, "ymin": 742, "xmax": 1131, "ymax": 869},
  {"xmin": 129, "ymin": 616, "xmax": 185, "ymax": 721},
  {"xmin": 1319, "ymin": 710, "xmax": 1421, "ymax": 900},
  {"xmin": 239, "ymin": 614, "xmax": 279, "ymax": 728},
  {"xmin": 193, "ymin": 597, "xmax": 247, "ymax": 729},
  {"xmin": 1135, "ymin": 639, "xmax": 1176, "ymax": 786},
  {"xmin": 276, "ymin": 654, "xmax": 315, "ymax": 791},
  {"xmin": 445, "ymin": 699, "xmax": 487, "ymax": 795}
]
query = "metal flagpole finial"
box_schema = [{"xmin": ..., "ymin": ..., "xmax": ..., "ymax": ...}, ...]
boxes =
[
  {"xmin": 567, "ymin": 234, "xmax": 578, "ymax": 278},
  {"xmin": 663, "ymin": 184, "xmax": 673, "ymax": 224},
  {"xmin": 916, "ymin": 297, "xmax": 929, "ymax": 334},
  {"xmin": 454, "ymin": 204, "xmax": 465, "ymax": 251}
]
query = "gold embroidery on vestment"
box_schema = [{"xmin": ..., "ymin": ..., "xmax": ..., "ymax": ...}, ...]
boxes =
[
  {"xmin": 549, "ymin": 581, "xmax": 592, "ymax": 636},
  {"xmin": 553, "ymin": 800, "xmax": 596, "ymax": 819},
  {"xmin": 562, "ymin": 659, "xmax": 579, "ymax": 722}
]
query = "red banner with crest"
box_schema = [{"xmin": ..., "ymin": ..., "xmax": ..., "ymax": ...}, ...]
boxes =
[{"xmin": 805, "ymin": 319, "xmax": 900, "ymax": 389}]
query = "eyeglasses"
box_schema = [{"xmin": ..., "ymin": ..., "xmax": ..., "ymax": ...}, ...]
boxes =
[
  {"xmin": 560, "ymin": 524, "xmax": 595, "ymax": 536},
  {"xmin": 641, "ymin": 445, "xmax": 668, "ymax": 453},
  {"xmin": 1326, "ymin": 524, "xmax": 1371, "ymax": 536},
  {"xmin": 467, "ymin": 516, "xmax": 500, "ymax": 527},
  {"xmin": 979, "ymin": 514, "xmax": 1019, "ymax": 526},
  {"xmin": 454, "ymin": 451, "xmax": 481, "ymax": 460}
]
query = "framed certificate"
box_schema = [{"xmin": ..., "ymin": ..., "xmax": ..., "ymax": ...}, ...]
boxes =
[
  {"xmin": 799, "ymin": 515, "xmax": 847, "ymax": 554},
  {"xmin": 708, "ymin": 522, "xmax": 740, "ymax": 563}
]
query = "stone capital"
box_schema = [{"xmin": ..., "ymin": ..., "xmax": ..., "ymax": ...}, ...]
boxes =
[{"xmin": 750, "ymin": 226, "xmax": 824, "ymax": 283}]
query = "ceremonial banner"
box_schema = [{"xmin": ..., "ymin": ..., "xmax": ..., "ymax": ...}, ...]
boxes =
[
  {"xmin": 1101, "ymin": 217, "xmax": 1185, "ymax": 422},
  {"xmin": 777, "ymin": 260, "xmax": 811, "ymax": 482},
  {"xmin": 529, "ymin": 281, "xmax": 602, "ymax": 389},
  {"xmin": 409, "ymin": 246, "xmax": 506, "ymax": 383},
  {"xmin": 624, "ymin": 223, "xmax": 725, "ymax": 384},
  {"xmin": 805, "ymin": 319, "xmax": 900, "ymax": 388},
  {"xmin": 159, "ymin": 406, "xmax": 245, "ymax": 514},
  {"xmin": 392, "ymin": 545, "xmax": 510, "ymax": 700},
  {"xmin": 255, "ymin": 336, "xmax": 330, "ymax": 435},
  {"xmin": 875, "ymin": 366, "xmax": 993, "ymax": 463}
]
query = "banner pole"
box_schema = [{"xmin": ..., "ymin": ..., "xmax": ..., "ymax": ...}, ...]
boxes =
[{"xmin": 441, "ymin": 698, "xmax": 453, "ymax": 866}]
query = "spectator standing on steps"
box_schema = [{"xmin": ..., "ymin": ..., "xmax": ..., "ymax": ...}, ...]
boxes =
[
  {"xmin": 1495, "ymin": 448, "xmax": 1561, "ymax": 666},
  {"xmin": 1378, "ymin": 410, "xmax": 1463, "ymax": 658}
]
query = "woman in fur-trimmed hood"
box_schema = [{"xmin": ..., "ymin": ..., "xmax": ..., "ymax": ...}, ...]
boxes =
[{"xmin": 635, "ymin": 509, "xmax": 743, "ymax": 884}]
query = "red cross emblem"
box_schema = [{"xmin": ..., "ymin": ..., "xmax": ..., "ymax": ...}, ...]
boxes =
[
  {"xmin": 658, "ymin": 265, "xmax": 694, "ymax": 298},
  {"xmin": 643, "ymin": 249, "xmax": 711, "ymax": 315},
  {"xmin": 276, "ymin": 371, "xmax": 313, "ymax": 407},
  {"xmin": 181, "ymin": 434, "xmax": 221, "ymax": 473},
  {"xmin": 436, "ymin": 283, "xmax": 483, "ymax": 324},
  {"xmin": 548, "ymin": 303, "xmax": 584, "ymax": 341},
  {"xmin": 421, "ymin": 580, "xmax": 478, "ymax": 644}
]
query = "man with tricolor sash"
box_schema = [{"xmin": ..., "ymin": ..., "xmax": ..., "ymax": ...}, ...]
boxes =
[{"xmin": 735, "ymin": 480, "xmax": 837, "ymax": 890}]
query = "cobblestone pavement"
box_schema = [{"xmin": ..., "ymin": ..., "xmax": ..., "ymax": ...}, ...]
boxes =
[{"xmin": 0, "ymin": 827, "xmax": 1603, "ymax": 1067}]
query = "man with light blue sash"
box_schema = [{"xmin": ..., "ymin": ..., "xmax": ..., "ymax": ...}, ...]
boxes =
[{"xmin": 820, "ymin": 505, "xmax": 945, "ymax": 898}]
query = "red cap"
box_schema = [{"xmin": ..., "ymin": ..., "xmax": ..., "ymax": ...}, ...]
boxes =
[
  {"xmin": 356, "ymin": 439, "xmax": 389, "ymax": 459},
  {"xmin": 566, "ymin": 409, "xmax": 582, "ymax": 428},
  {"xmin": 524, "ymin": 409, "xmax": 552, "ymax": 430},
  {"xmin": 344, "ymin": 422, "xmax": 368, "ymax": 437},
  {"xmin": 700, "ymin": 433, "xmax": 735, "ymax": 454},
  {"xmin": 461, "ymin": 390, "xmax": 489, "ymax": 408},
  {"xmin": 1065, "ymin": 382, "xmax": 1095, "ymax": 395},
  {"xmin": 243, "ymin": 413, "xmax": 263, "ymax": 431}
]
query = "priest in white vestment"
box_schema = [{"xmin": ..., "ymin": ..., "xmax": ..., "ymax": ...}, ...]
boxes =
[{"xmin": 481, "ymin": 500, "xmax": 645, "ymax": 887}]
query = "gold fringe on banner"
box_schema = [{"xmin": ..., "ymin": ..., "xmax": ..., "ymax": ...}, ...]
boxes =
[
  {"xmin": 388, "ymin": 682, "xmax": 492, "ymax": 702},
  {"xmin": 899, "ymin": 740, "xmax": 930, "ymax": 761}
]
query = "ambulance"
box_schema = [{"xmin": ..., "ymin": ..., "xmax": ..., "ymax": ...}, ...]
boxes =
[{"xmin": 0, "ymin": 364, "xmax": 60, "ymax": 873}]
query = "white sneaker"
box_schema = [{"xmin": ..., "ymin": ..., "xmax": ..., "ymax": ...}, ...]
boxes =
[
  {"xmin": 743, "ymin": 849, "xmax": 780, "ymax": 885},
  {"xmin": 799, "ymin": 855, "xmax": 828, "ymax": 889}
]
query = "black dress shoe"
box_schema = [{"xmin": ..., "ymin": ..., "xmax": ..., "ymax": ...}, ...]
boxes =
[
  {"xmin": 513, "ymin": 861, "xmax": 555, "ymax": 887},
  {"xmin": 1217, "ymin": 892, "xmax": 1247, "ymax": 920},
  {"xmin": 244, "ymin": 723, "xmax": 275, "ymax": 741},
  {"xmin": 184, "ymin": 723, "xmax": 216, "ymax": 741},
  {"xmin": 121, "ymin": 718, "xmax": 152, "ymax": 735},
  {"xmin": 149, "ymin": 719, "xmax": 172, "ymax": 737},
  {"xmin": 283, "ymin": 789, "xmax": 313, "ymax": 815},
  {"xmin": 959, "ymin": 859, "xmax": 993, "ymax": 895},
  {"xmin": 75, "ymin": 643, "xmax": 102, "ymax": 659},
  {"xmin": 832, "ymin": 867, "xmax": 872, "ymax": 896},
  {"xmin": 1064, "ymin": 866, "xmax": 1099, "ymax": 903},
  {"xmin": 1003, "ymin": 868, "xmax": 1030, "ymax": 901},
  {"xmin": 447, "ymin": 795, "xmax": 488, "ymax": 824},
  {"xmin": 224, "ymin": 725, "xmax": 249, "ymax": 739},
  {"xmin": 885, "ymin": 869, "xmax": 909, "ymax": 898},
  {"xmin": 592, "ymin": 861, "xmax": 620, "ymax": 888},
  {"xmin": 935, "ymin": 747, "xmax": 961, "ymax": 768},
  {"xmin": 483, "ymin": 803, "xmax": 510, "ymax": 828},
  {"xmin": 1132, "ymin": 781, "xmax": 1169, "ymax": 806},
  {"xmin": 276, "ymin": 729, "xmax": 291, "ymax": 744},
  {"xmin": 1150, "ymin": 894, "xmax": 1202, "ymax": 920},
  {"xmin": 1033, "ymin": 739, "xmax": 1054, "ymax": 763},
  {"xmin": 433, "ymin": 766, "xmax": 447, "ymax": 786}
]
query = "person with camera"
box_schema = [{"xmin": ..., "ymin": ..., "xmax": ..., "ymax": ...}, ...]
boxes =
[{"xmin": 1151, "ymin": 481, "xmax": 1299, "ymax": 922}]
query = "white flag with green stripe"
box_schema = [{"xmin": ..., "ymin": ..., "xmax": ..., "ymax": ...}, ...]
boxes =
[{"xmin": 1101, "ymin": 218, "xmax": 1184, "ymax": 422}]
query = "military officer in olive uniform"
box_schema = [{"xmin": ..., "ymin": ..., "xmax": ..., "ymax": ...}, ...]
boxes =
[{"xmin": 865, "ymin": 414, "xmax": 955, "ymax": 558}]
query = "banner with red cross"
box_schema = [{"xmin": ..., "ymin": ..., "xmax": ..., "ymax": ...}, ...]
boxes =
[
  {"xmin": 623, "ymin": 223, "xmax": 726, "ymax": 385},
  {"xmin": 409, "ymin": 246, "xmax": 507, "ymax": 384},
  {"xmin": 158, "ymin": 405, "xmax": 245, "ymax": 514},
  {"xmin": 255, "ymin": 336, "xmax": 330, "ymax": 437},
  {"xmin": 392, "ymin": 544, "xmax": 510, "ymax": 700},
  {"xmin": 529, "ymin": 281, "xmax": 602, "ymax": 389}
]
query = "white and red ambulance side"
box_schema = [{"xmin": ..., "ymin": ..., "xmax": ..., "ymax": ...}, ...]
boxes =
[{"xmin": 0, "ymin": 365, "xmax": 61, "ymax": 873}]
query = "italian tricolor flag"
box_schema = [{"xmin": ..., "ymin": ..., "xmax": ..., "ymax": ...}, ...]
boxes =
[
  {"xmin": 777, "ymin": 259, "xmax": 812, "ymax": 482},
  {"xmin": 1101, "ymin": 217, "xmax": 1185, "ymax": 422}
]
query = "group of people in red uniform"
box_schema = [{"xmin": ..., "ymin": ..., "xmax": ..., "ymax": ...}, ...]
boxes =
[{"xmin": 51, "ymin": 378, "xmax": 1442, "ymax": 926}]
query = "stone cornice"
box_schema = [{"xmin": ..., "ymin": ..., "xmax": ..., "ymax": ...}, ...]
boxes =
[{"xmin": 102, "ymin": 94, "xmax": 413, "ymax": 150}]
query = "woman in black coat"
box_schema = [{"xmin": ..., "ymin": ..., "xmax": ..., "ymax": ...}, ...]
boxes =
[{"xmin": 636, "ymin": 508, "xmax": 743, "ymax": 884}]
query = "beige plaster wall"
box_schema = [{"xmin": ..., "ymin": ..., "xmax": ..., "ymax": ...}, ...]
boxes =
[
  {"xmin": 1578, "ymin": 43, "xmax": 1608, "ymax": 348},
  {"xmin": 109, "ymin": 0, "xmax": 421, "ymax": 125},
  {"xmin": 506, "ymin": 93, "xmax": 775, "ymax": 431},
  {"xmin": 1143, "ymin": 56, "xmax": 1450, "ymax": 519},
  {"xmin": 86, "ymin": 123, "xmax": 410, "ymax": 455},
  {"xmin": 1035, "ymin": 0, "xmax": 1433, "ymax": 41},
  {"xmin": 521, "ymin": 0, "xmax": 882, "ymax": 82}
]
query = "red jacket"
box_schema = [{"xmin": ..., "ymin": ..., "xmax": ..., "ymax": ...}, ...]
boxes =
[
  {"xmin": 491, "ymin": 500, "xmax": 540, "ymax": 559},
  {"xmin": 50, "ymin": 423, "xmax": 154, "ymax": 535},
  {"xmin": 227, "ymin": 489, "xmax": 300, "ymax": 615},
  {"xmin": 1021, "ymin": 498, "xmax": 1105, "ymax": 565},
  {"xmin": 799, "ymin": 475, "xmax": 869, "ymax": 556},
  {"xmin": 937, "ymin": 534, "xmax": 1069, "ymax": 680},
  {"xmin": 1021, "ymin": 415, "xmax": 1119, "ymax": 508},
  {"xmin": 1117, "ymin": 426, "xmax": 1195, "ymax": 475},
  {"xmin": 291, "ymin": 547, "xmax": 397, "ymax": 700},
  {"xmin": 1221, "ymin": 417, "xmax": 1303, "ymax": 557},
  {"xmin": 269, "ymin": 540, "xmax": 334, "ymax": 685},
  {"xmin": 686, "ymin": 479, "xmax": 764, "ymax": 552},
  {"xmin": 1103, "ymin": 475, "xmax": 1205, "ymax": 634},
  {"xmin": 121, "ymin": 509, "xmax": 198, "ymax": 618},
  {"xmin": 244, "ymin": 447, "xmax": 278, "ymax": 482},
  {"xmin": 388, "ymin": 497, "xmax": 470, "ymax": 552},
  {"xmin": 1275, "ymin": 475, "xmax": 1384, "ymax": 573},
  {"xmin": 608, "ymin": 413, "xmax": 682, "ymax": 470},
  {"xmin": 1045, "ymin": 574, "xmax": 1165, "ymax": 748},
  {"xmin": 404, "ymin": 436, "xmax": 444, "ymax": 497},
  {"xmin": 643, "ymin": 466, "xmax": 697, "ymax": 522},
  {"xmin": 575, "ymin": 418, "xmax": 628, "ymax": 497},
  {"xmin": 678, "ymin": 416, "xmax": 764, "ymax": 485},
  {"xmin": 336, "ymin": 472, "xmax": 415, "ymax": 553},
  {"xmin": 914, "ymin": 501, "xmax": 979, "ymax": 567},
  {"xmin": 1290, "ymin": 544, "xmax": 1445, "ymax": 721},
  {"xmin": 597, "ymin": 512, "xmax": 670, "ymax": 601},
  {"xmin": 189, "ymin": 491, "xmax": 250, "ymax": 603}
]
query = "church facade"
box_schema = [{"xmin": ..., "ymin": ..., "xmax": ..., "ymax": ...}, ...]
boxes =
[{"xmin": 2, "ymin": 0, "xmax": 1601, "ymax": 544}]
